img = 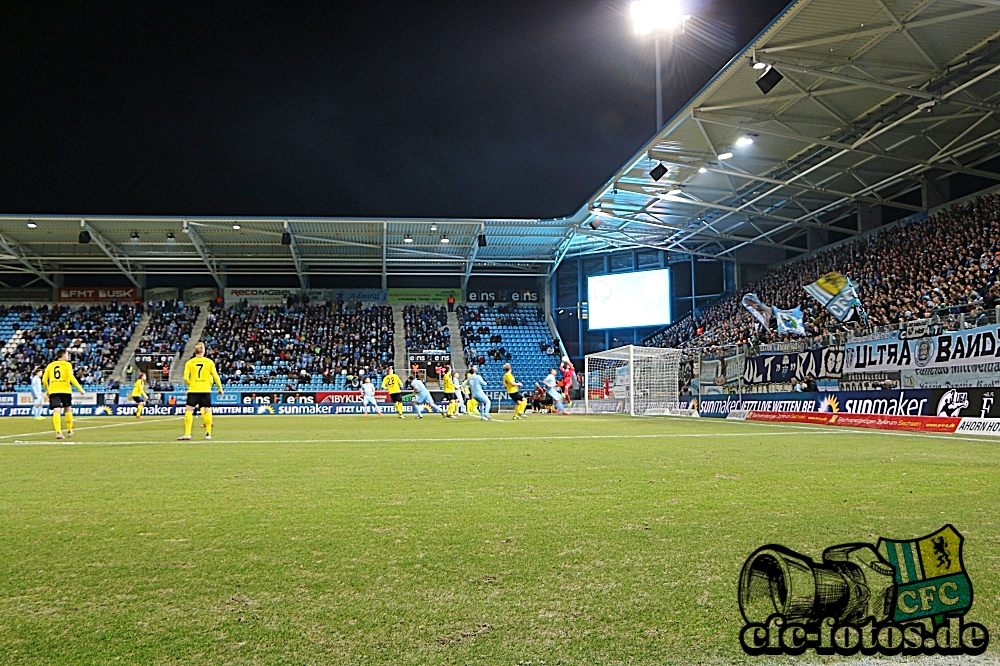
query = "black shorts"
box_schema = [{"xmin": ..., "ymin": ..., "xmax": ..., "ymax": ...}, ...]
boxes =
[
  {"xmin": 508, "ymin": 391, "xmax": 524, "ymax": 402},
  {"xmin": 49, "ymin": 393, "xmax": 72, "ymax": 409},
  {"xmin": 443, "ymin": 392, "xmax": 457, "ymax": 401},
  {"xmin": 186, "ymin": 392, "xmax": 213, "ymax": 409},
  {"xmin": 132, "ymin": 395, "xmax": 146, "ymax": 403},
  {"xmin": 390, "ymin": 392, "xmax": 403, "ymax": 404}
]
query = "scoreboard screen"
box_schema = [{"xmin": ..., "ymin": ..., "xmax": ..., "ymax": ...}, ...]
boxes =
[{"xmin": 587, "ymin": 268, "xmax": 671, "ymax": 330}]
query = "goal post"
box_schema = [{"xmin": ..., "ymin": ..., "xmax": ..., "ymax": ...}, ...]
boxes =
[{"xmin": 584, "ymin": 345, "xmax": 682, "ymax": 415}]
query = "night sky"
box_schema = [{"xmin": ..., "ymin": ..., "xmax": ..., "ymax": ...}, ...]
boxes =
[{"xmin": 0, "ymin": 1, "xmax": 790, "ymax": 219}]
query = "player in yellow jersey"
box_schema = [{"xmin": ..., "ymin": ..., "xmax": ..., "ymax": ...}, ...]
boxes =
[
  {"xmin": 131, "ymin": 372, "xmax": 149, "ymax": 419},
  {"xmin": 440, "ymin": 365, "xmax": 459, "ymax": 418},
  {"xmin": 502, "ymin": 363, "xmax": 528, "ymax": 420},
  {"xmin": 42, "ymin": 349, "xmax": 84, "ymax": 439},
  {"xmin": 462, "ymin": 370, "xmax": 479, "ymax": 418},
  {"xmin": 381, "ymin": 367, "xmax": 405, "ymax": 418},
  {"xmin": 179, "ymin": 342, "xmax": 224, "ymax": 441}
]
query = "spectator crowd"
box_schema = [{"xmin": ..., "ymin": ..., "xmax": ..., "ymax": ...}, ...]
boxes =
[
  {"xmin": 647, "ymin": 193, "xmax": 1000, "ymax": 350},
  {"xmin": 0, "ymin": 303, "xmax": 139, "ymax": 391},
  {"xmin": 403, "ymin": 305, "xmax": 450, "ymax": 352},
  {"xmin": 200, "ymin": 300, "xmax": 394, "ymax": 386},
  {"xmin": 136, "ymin": 300, "xmax": 200, "ymax": 354}
]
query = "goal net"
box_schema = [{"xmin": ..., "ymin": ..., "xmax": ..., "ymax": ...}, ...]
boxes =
[{"xmin": 584, "ymin": 345, "xmax": 682, "ymax": 415}]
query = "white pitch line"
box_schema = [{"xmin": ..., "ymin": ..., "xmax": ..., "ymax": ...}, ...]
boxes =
[
  {"xmin": 0, "ymin": 415, "xmax": 183, "ymax": 441},
  {"xmin": 0, "ymin": 430, "xmax": 844, "ymax": 447}
]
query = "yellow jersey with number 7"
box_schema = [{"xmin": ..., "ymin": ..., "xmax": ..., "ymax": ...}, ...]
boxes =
[{"xmin": 184, "ymin": 357, "xmax": 223, "ymax": 393}]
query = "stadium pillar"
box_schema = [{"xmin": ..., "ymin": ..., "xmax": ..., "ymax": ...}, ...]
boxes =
[
  {"xmin": 922, "ymin": 174, "xmax": 949, "ymax": 210},
  {"xmin": 655, "ymin": 35, "xmax": 663, "ymax": 129}
]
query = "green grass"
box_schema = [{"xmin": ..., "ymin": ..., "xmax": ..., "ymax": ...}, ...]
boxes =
[{"xmin": 0, "ymin": 413, "xmax": 998, "ymax": 665}]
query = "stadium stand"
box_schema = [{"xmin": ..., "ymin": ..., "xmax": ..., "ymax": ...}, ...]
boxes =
[
  {"xmin": 135, "ymin": 300, "xmax": 200, "ymax": 354},
  {"xmin": 199, "ymin": 300, "xmax": 394, "ymax": 390},
  {"xmin": 456, "ymin": 304, "xmax": 557, "ymax": 389},
  {"xmin": 0, "ymin": 303, "xmax": 140, "ymax": 392},
  {"xmin": 402, "ymin": 305, "xmax": 450, "ymax": 352},
  {"xmin": 647, "ymin": 193, "xmax": 1000, "ymax": 350}
]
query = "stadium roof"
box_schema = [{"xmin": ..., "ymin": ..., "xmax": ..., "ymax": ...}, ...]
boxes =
[
  {"xmin": 5, "ymin": 0, "xmax": 1000, "ymax": 286},
  {"xmin": 579, "ymin": 0, "xmax": 1000, "ymax": 260}
]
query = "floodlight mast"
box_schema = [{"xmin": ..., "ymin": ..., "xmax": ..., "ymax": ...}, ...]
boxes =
[{"xmin": 631, "ymin": 0, "xmax": 690, "ymax": 130}]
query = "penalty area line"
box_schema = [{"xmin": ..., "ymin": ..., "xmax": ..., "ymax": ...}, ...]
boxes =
[
  {"xmin": 0, "ymin": 415, "xmax": 184, "ymax": 441},
  {"xmin": 0, "ymin": 430, "xmax": 844, "ymax": 447}
]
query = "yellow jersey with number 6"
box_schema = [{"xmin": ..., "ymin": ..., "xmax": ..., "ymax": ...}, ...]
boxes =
[
  {"xmin": 42, "ymin": 360, "xmax": 83, "ymax": 394},
  {"xmin": 184, "ymin": 357, "xmax": 223, "ymax": 393}
]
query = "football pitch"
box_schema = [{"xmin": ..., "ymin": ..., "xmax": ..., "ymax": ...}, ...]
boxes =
[{"xmin": 0, "ymin": 413, "xmax": 998, "ymax": 665}]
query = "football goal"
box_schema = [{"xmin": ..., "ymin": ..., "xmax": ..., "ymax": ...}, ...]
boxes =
[{"xmin": 584, "ymin": 345, "xmax": 682, "ymax": 415}]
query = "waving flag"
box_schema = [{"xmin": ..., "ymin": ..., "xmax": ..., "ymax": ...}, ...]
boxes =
[
  {"xmin": 741, "ymin": 293, "xmax": 772, "ymax": 329},
  {"xmin": 803, "ymin": 271, "xmax": 856, "ymax": 321},
  {"xmin": 773, "ymin": 306, "xmax": 806, "ymax": 335}
]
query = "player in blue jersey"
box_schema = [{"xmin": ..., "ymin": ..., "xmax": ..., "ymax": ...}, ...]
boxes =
[
  {"xmin": 464, "ymin": 367, "xmax": 492, "ymax": 421},
  {"xmin": 409, "ymin": 376, "xmax": 444, "ymax": 418},
  {"xmin": 543, "ymin": 368, "xmax": 567, "ymax": 414},
  {"xmin": 30, "ymin": 368, "xmax": 45, "ymax": 420},
  {"xmin": 361, "ymin": 376, "xmax": 381, "ymax": 416}
]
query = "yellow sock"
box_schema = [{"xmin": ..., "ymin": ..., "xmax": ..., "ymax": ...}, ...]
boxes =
[
  {"xmin": 468, "ymin": 398, "xmax": 478, "ymax": 414},
  {"xmin": 395, "ymin": 401, "xmax": 404, "ymax": 416},
  {"xmin": 203, "ymin": 410, "xmax": 213, "ymax": 436},
  {"xmin": 65, "ymin": 412, "xmax": 73, "ymax": 432},
  {"xmin": 449, "ymin": 401, "xmax": 457, "ymax": 416},
  {"xmin": 136, "ymin": 402, "xmax": 144, "ymax": 418},
  {"xmin": 52, "ymin": 412, "xmax": 62, "ymax": 434},
  {"xmin": 184, "ymin": 411, "xmax": 193, "ymax": 436},
  {"xmin": 516, "ymin": 402, "xmax": 525, "ymax": 416}
]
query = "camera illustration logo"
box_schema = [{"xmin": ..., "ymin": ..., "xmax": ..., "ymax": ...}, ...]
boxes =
[{"xmin": 738, "ymin": 525, "xmax": 988, "ymax": 656}]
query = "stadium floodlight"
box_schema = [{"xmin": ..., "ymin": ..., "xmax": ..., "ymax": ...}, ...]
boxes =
[
  {"xmin": 736, "ymin": 135, "xmax": 754, "ymax": 147},
  {"xmin": 166, "ymin": 232, "xmax": 175, "ymax": 241},
  {"xmin": 26, "ymin": 221, "xmax": 37, "ymax": 228},
  {"xmin": 698, "ymin": 166, "xmax": 708, "ymax": 173},
  {"xmin": 718, "ymin": 152, "xmax": 733, "ymax": 160},
  {"xmin": 440, "ymin": 236, "xmax": 449, "ymax": 243},
  {"xmin": 631, "ymin": 0, "xmax": 688, "ymax": 34},
  {"xmin": 232, "ymin": 223, "xmax": 241, "ymax": 230},
  {"xmin": 403, "ymin": 235, "xmax": 413, "ymax": 243},
  {"xmin": 130, "ymin": 232, "xmax": 139, "ymax": 241},
  {"xmin": 752, "ymin": 61, "xmax": 767, "ymax": 70},
  {"xmin": 430, "ymin": 223, "xmax": 438, "ymax": 231}
]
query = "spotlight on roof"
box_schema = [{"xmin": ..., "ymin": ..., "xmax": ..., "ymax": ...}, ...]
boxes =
[
  {"xmin": 403, "ymin": 235, "xmax": 414, "ymax": 243},
  {"xmin": 166, "ymin": 232, "xmax": 176, "ymax": 241},
  {"xmin": 130, "ymin": 232, "xmax": 139, "ymax": 241},
  {"xmin": 650, "ymin": 162, "xmax": 668, "ymax": 181},
  {"xmin": 718, "ymin": 152, "xmax": 733, "ymax": 160},
  {"xmin": 232, "ymin": 223, "xmax": 241, "ymax": 230},
  {"xmin": 439, "ymin": 235, "xmax": 450, "ymax": 243},
  {"xmin": 752, "ymin": 61, "xmax": 767, "ymax": 70},
  {"xmin": 26, "ymin": 221, "xmax": 37, "ymax": 228},
  {"xmin": 698, "ymin": 166, "xmax": 708, "ymax": 173},
  {"xmin": 755, "ymin": 64, "xmax": 784, "ymax": 94},
  {"xmin": 430, "ymin": 223, "xmax": 438, "ymax": 231},
  {"xmin": 589, "ymin": 216, "xmax": 604, "ymax": 230},
  {"xmin": 736, "ymin": 135, "xmax": 754, "ymax": 147}
]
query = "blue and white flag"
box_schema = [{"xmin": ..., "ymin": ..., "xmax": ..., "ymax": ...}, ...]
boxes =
[
  {"xmin": 741, "ymin": 293, "xmax": 772, "ymax": 329},
  {"xmin": 772, "ymin": 306, "xmax": 806, "ymax": 336}
]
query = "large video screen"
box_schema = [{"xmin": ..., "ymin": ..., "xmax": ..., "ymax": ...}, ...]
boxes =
[{"xmin": 587, "ymin": 268, "xmax": 671, "ymax": 330}]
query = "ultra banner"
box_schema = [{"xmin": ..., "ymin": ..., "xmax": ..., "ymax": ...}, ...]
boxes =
[
  {"xmin": 844, "ymin": 322, "xmax": 1000, "ymax": 374},
  {"xmin": 742, "ymin": 348, "xmax": 843, "ymax": 384}
]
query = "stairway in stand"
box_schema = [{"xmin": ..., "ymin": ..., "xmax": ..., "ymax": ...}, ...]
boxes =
[
  {"xmin": 391, "ymin": 304, "xmax": 408, "ymax": 374},
  {"xmin": 112, "ymin": 311, "xmax": 152, "ymax": 381},
  {"xmin": 446, "ymin": 310, "xmax": 466, "ymax": 378},
  {"xmin": 169, "ymin": 307, "xmax": 211, "ymax": 385}
]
